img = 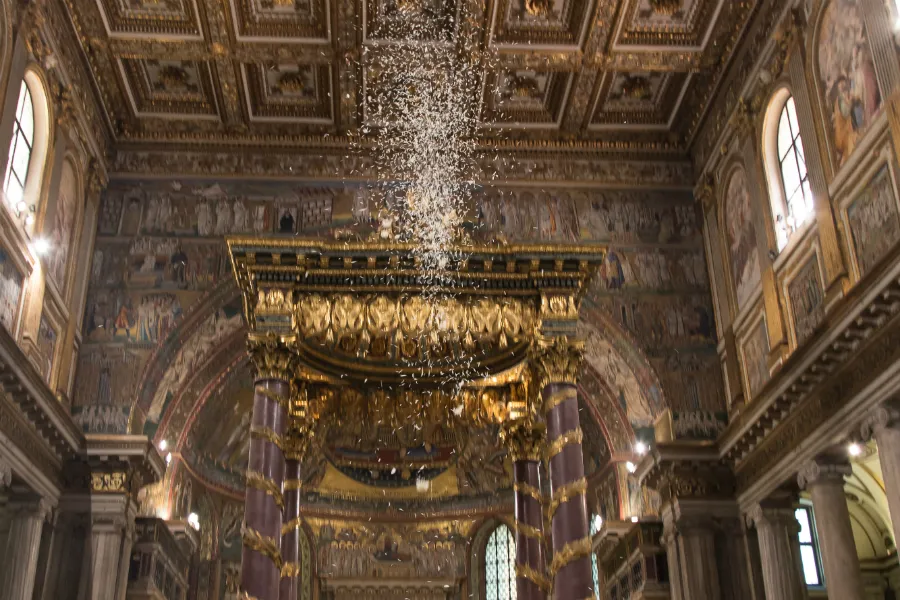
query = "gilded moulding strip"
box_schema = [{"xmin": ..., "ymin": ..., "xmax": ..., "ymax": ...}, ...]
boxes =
[
  {"xmin": 545, "ymin": 428, "xmax": 583, "ymax": 461},
  {"xmin": 257, "ymin": 387, "xmax": 290, "ymax": 411},
  {"xmin": 542, "ymin": 386, "xmax": 577, "ymax": 414},
  {"xmin": 281, "ymin": 517, "xmax": 303, "ymax": 536},
  {"xmin": 548, "ymin": 478, "xmax": 587, "ymax": 518},
  {"xmin": 245, "ymin": 470, "xmax": 285, "ymax": 510},
  {"xmin": 284, "ymin": 479, "xmax": 302, "ymax": 491},
  {"xmin": 281, "ymin": 562, "xmax": 301, "ymax": 579},
  {"xmin": 515, "ymin": 521, "xmax": 544, "ymax": 540},
  {"xmin": 548, "ymin": 536, "xmax": 593, "ymax": 577},
  {"xmin": 514, "ymin": 481, "xmax": 542, "ymax": 502},
  {"xmin": 516, "ymin": 563, "xmax": 550, "ymax": 591},
  {"xmin": 250, "ymin": 425, "xmax": 284, "ymax": 450},
  {"xmin": 242, "ymin": 526, "xmax": 283, "ymax": 570}
]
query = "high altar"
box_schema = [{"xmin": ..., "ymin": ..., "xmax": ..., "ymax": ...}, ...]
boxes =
[{"xmin": 227, "ymin": 238, "xmax": 605, "ymax": 600}]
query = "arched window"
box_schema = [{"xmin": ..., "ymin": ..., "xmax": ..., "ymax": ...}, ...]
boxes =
[
  {"xmin": 590, "ymin": 514, "xmax": 602, "ymax": 598},
  {"xmin": 3, "ymin": 81, "xmax": 34, "ymax": 208},
  {"xmin": 2, "ymin": 70, "xmax": 50, "ymax": 232},
  {"xmin": 485, "ymin": 524, "xmax": 516, "ymax": 600},
  {"xmin": 765, "ymin": 92, "xmax": 813, "ymax": 251}
]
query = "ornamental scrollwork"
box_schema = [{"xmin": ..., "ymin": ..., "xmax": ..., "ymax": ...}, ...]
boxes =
[
  {"xmin": 91, "ymin": 471, "xmax": 128, "ymax": 493},
  {"xmin": 500, "ymin": 420, "xmax": 545, "ymax": 462},
  {"xmin": 247, "ymin": 332, "xmax": 297, "ymax": 381},
  {"xmin": 529, "ymin": 336, "xmax": 584, "ymax": 389}
]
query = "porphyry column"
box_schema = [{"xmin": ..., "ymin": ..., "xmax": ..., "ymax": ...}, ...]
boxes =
[
  {"xmin": 504, "ymin": 422, "xmax": 548, "ymax": 600},
  {"xmin": 242, "ymin": 334, "xmax": 295, "ymax": 600},
  {"xmin": 279, "ymin": 457, "xmax": 302, "ymax": 600},
  {"xmin": 532, "ymin": 336, "xmax": 593, "ymax": 600}
]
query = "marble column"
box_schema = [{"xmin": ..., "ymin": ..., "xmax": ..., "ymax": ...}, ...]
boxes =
[
  {"xmin": 535, "ymin": 338, "xmax": 593, "ymax": 600},
  {"xmin": 544, "ymin": 384, "xmax": 593, "ymax": 599},
  {"xmin": 861, "ymin": 404, "xmax": 900, "ymax": 544},
  {"xmin": 747, "ymin": 504, "xmax": 808, "ymax": 600},
  {"xmin": 242, "ymin": 339, "xmax": 292, "ymax": 600},
  {"xmin": 280, "ymin": 458, "xmax": 301, "ymax": 600},
  {"xmin": 505, "ymin": 424, "xmax": 547, "ymax": 600},
  {"xmin": 798, "ymin": 460, "xmax": 864, "ymax": 600},
  {"xmin": 0, "ymin": 498, "xmax": 50, "ymax": 600}
]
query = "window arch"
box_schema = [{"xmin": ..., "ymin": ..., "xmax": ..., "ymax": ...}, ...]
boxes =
[
  {"xmin": 764, "ymin": 90, "xmax": 813, "ymax": 251},
  {"xmin": 4, "ymin": 81, "xmax": 34, "ymax": 207},
  {"xmin": 2, "ymin": 69, "xmax": 50, "ymax": 232},
  {"xmin": 484, "ymin": 524, "xmax": 516, "ymax": 600}
]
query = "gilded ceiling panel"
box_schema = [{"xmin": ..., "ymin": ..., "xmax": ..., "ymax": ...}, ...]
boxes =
[
  {"xmin": 59, "ymin": 0, "xmax": 761, "ymax": 154},
  {"xmin": 118, "ymin": 58, "xmax": 219, "ymax": 117}
]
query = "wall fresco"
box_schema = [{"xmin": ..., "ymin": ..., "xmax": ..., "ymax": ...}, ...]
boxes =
[
  {"xmin": 788, "ymin": 255, "xmax": 826, "ymax": 347},
  {"xmin": 847, "ymin": 165, "xmax": 900, "ymax": 276},
  {"xmin": 0, "ymin": 246, "xmax": 23, "ymax": 335},
  {"xmin": 37, "ymin": 313, "xmax": 57, "ymax": 383},
  {"xmin": 77, "ymin": 179, "xmax": 720, "ymax": 451},
  {"xmin": 724, "ymin": 166, "xmax": 760, "ymax": 311},
  {"xmin": 742, "ymin": 317, "xmax": 770, "ymax": 399},
  {"xmin": 817, "ymin": 0, "xmax": 882, "ymax": 168}
]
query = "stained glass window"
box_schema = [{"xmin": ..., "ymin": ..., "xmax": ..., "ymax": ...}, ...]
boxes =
[
  {"xmin": 775, "ymin": 96, "xmax": 813, "ymax": 250},
  {"xmin": 3, "ymin": 81, "xmax": 34, "ymax": 208},
  {"xmin": 485, "ymin": 524, "xmax": 516, "ymax": 600}
]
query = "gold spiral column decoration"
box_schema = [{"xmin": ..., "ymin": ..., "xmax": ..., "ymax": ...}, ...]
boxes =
[{"xmin": 530, "ymin": 336, "xmax": 594, "ymax": 600}]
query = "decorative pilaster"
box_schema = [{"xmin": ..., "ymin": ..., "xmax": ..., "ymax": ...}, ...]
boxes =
[
  {"xmin": 78, "ymin": 495, "xmax": 137, "ymax": 600},
  {"xmin": 861, "ymin": 403, "xmax": 900, "ymax": 543},
  {"xmin": 674, "ymin": 514, "xmax": 721, "ymax": 599},
  {"xmin": 639, "ymin": 447, "xmax": 735, "ymax": 600},
  {"xmin": 502, "ymin": 421, "xmax": 548, "ymax": 600},
  {"xmin": 0, "ymin": 498, "xmax": 51, "ymax": 600},
  {"xmin": 860, "ymin": 0, "xmax": 900, "ymax": 97},
  {"xmin": 530, "ymin": 337, "xmax": 593, "ymax": 600},
  {"xmin": 798, "ymin": 460, "xmax": 864, "ymax": 600},
  {"xmin": 747, "ymin": 504, "xmax": 808, "ymax": 600},
  {"xmin": 242, "ymin": 333, "xmax": 295, "ymax": 600}
]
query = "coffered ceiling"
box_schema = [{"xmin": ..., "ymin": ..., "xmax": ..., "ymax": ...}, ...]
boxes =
[{"xmin": 61, "ymin": 0, "xmax": 759, "ymax": 154}]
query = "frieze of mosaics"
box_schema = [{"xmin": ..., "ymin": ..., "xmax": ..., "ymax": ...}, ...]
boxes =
[{"xmin": 74, "ymin": 179, "xmax": 721, "ymax": 448}]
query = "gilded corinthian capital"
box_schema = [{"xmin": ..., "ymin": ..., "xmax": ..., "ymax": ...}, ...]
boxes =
[
  {"xmin": 529, "ymin": 336, "xmax": 584, "ymax": 389},
  {"xmin": 501, "ymin": 420, "xmax": 545, "ymax": 462},
  {"xmin": 247, "ymin": 332, "xmax": 297, "ymax": 381}
]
